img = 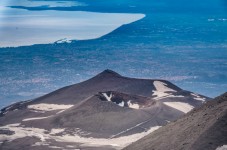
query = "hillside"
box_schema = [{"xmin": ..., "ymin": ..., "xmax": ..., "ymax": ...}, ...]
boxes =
[
  {"xmin": 123, "ymin": 93, "xmax": 227, "ymax": 150},
  {"xmin": 0, "ymin": 70, "xmax": 210, "ymax": 150}
]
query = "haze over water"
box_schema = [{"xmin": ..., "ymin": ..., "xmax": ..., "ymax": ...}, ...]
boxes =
[{"xmin": 0, "ymin": 0, "xmax": 227, "ymax": 108}]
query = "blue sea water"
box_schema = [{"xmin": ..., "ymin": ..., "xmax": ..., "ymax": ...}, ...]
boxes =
[{"xmin": 0, "ymin": 0, "xmax": 227, "ymax": 108}]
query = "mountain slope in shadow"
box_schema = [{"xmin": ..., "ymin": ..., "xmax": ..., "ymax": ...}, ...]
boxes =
[{"xmin": 123, "ymin": 93, "xmax": 227, "ymax": 150}]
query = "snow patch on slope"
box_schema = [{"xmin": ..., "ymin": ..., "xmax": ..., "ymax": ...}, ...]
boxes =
[
  {"xmin": 0, "ymin": 123, "xmax": 47, "ymax": 142},
  {"xmin": 216, "ymin": 145, "xmax": 227, "ymax": 150},
  {"xmin": 102, "ymin": 93, "xmax": 113, "ymax": 102},
  {"xmin": 163, "ymin": 102, "xmax": 194, "ymax": 113},
  {"xmin": 27, "ymin": 103, "xmax": 74, "ymax": 112},
  {"xmin": 152, "ymin": 81, "xmax": 183, "ymax": 100},
  {"xmin": 127, "ymin": 100, "xmax": 140, "ymax": 109},
  {"xmin": 190, "ymin": 93, "xmax": 206, "ymax": 102},
  {"xmin": 22, "ymin": 104, "xmax": 74, "ymax": 121},
  {"xmin": 50, "ymin": 129, "xmax": 65, "ymax": 135},
  {"xmin": 119, "ymin": 101, "xmax": 125, "ymax": 107},
  {"xmin": 22, "ymin": 115, "xmax": 53, "ymax": 121},
  {"xmin": 0, "ymin": 123, "xmax": 160, "ymax": 149},
  {"xmin": 153, "ymin": 81, "xmax": 176, "ymax": 92}
]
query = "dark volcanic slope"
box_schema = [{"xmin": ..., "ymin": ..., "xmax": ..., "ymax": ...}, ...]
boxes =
[
  {"xmin": 0, "ymin": 70, "xmax": 210, "ymax": 150},
  {"xmin": 124, "ymin": 93, "xmax": 227, "ymax": 150}
]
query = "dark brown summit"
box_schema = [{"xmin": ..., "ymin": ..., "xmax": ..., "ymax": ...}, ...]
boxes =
[{"xmin": 98, "ymin": 69, "xmax": 121, "ymax": 77}]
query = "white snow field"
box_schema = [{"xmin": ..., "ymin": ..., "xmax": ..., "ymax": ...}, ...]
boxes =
[
  {"xmin": 0, "ymin": 0, "xmax": 145, "ymax": 47},
  {"xmin": 0, "ymin": 123, "xmax": 160, "ymax": 149},
  {"xmin": 152, "ymin": 81, "xmax": 184, "ymax": 100},
  {"xmin": 163, "ymin": 102, "xmax": 194, "ymax": 113}
]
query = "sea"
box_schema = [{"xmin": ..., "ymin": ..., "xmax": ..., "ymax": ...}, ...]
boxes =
[{"xmin": 0, "ymin": 0, "xmax": 227, "ymax": 108}]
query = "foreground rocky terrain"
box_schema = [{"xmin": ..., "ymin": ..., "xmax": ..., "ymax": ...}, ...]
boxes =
[
  {"xmin": 0, "ymin": 70, "xmax": 210, "ymax": 150},
  {"xmin": 124, "ymin": 93, "xmax": 227, "ymax": 150}
]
